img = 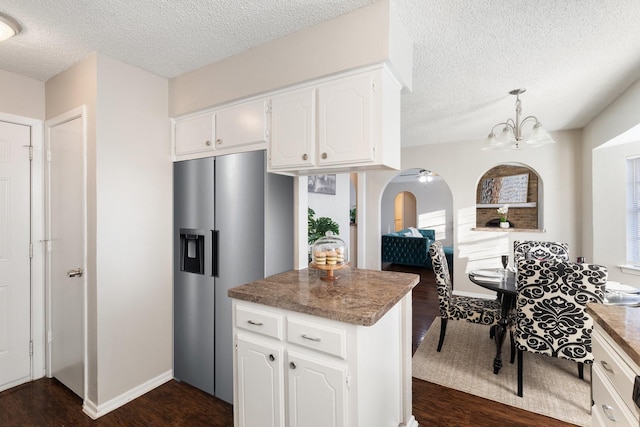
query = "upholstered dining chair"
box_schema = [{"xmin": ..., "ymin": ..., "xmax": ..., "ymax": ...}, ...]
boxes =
[
  {"xmin": 429, "ymin": 241, "xmax": 502, "ymax": 352},
  {"xmin": 514, "ymin": 258, "xmax": 607, "ymax": 397},
  {"xmin": 513, "ymin": 240, "xmax": 570, "ymax": 265}
]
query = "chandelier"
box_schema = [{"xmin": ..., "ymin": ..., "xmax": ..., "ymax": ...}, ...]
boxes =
[{"xmin": 482, "ymin": 88, "xmax": 556, "ymax": 150}]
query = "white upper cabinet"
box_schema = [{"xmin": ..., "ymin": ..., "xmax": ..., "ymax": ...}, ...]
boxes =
[
  {"xmin": 215, "ymin": 99, "xmax": 268, "ymax": 151},
  {"xmin": 174, "ymin": 65, "xmax": 402, "ymax": 174},
  {"xmin": 174, "ymin": 99, "xmax": 268, "ymax": 158},
  {"xmin": 317, "ymin": 73, "xmax": 374, "ymax": 166},
  {"xmin": 269, "ymin": 88, "xmax": 316, "ymax": 170},
  {"xmin": 267, "ymin": 66, "xmax": 402, "ymax": 175},
  {"xmin": 174, "ymin": 113, "xmax": 215, "ymax": 155}
]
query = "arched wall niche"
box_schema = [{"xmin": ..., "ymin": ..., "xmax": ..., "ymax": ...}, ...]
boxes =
[{"xmin": 475, "ymin": 163, "xmax": 543, "ymax": 231}]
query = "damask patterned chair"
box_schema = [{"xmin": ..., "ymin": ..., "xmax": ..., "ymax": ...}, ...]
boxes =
[
  {"xmin": 514, "ymin": 258, "xmax": 607, "ymax": 397},
  {"xmin": 429, "ymin": 241, "xmax": 502, "ymax": 352},
  {"xmin": 513, "ymin": 240, "xmax": 570, "ymax": 265}
]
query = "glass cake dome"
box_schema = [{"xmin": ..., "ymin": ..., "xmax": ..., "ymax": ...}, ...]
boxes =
[{"xmin": 311, "ymin": 232, "xmax": 348, "ymax": 267}]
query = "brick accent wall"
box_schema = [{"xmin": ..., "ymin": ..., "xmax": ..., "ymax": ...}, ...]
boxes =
[{"xmin": 476, "ymin": 165, "xmax": 539, "ymax": 229}]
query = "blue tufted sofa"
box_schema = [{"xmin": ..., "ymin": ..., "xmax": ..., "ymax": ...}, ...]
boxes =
[
  {"xmin": 382, "ymin": 228, "xmax": 436, "ymax": 268},
  {"xmin": 381, "ymin": 228, "xmax": 453, "ymax": 270}
]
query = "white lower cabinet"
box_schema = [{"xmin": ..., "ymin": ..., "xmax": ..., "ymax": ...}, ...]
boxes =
[
  {"xmin": 232, "ymin": 299, "xmax": 410, "ymax": 427},
  {"xmin": 592, "ymin": 324, "xmax": 640, "ymax": 426},
  {"xmin": 287, "ymin": 350, "xmax": 347, "ymax": 427}
]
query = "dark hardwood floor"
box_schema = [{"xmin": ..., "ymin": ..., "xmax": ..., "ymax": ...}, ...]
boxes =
[{"xmin": 0, "ymin": 265, "xmax": 577, "ymax": 426}]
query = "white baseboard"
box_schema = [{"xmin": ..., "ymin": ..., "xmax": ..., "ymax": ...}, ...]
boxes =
[{"xmin": 82, "ymin": 370, "xmax": 173, "ymax": 419}]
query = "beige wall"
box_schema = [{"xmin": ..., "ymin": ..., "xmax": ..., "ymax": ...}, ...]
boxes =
[
  {"xmin": 364, "ymin": 130, "xmax": 582, "ymax": 297},
  {"xmin": 45, "ymin": 53, "xmax": 172, "ymax": 409},
  {"xmin": 168, "ymin": 0, "xmax": 412, "ymax": 117},
  {"xmin": 0, "ymin": 69, "xmax": 45, "ymax": 119}
]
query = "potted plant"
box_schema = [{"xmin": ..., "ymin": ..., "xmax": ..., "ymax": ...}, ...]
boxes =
[
  {"xmin": 497, "ymin": 204, "xmax": 509, "ymax": 229},
  {"xmin": 308, "ymin": 208, "xmax": 340, "ymax": 245}
]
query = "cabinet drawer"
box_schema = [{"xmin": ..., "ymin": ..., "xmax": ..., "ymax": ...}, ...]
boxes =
[
  {"xmin": 593, "ymin": 330, "xmax": 639, "ymax": 417},
  {"xmin": 286, "ymin": 317, "xmax": 346, "ymax": 359},
  {"xmin": 236, "ymin": 304, "xmax": 284, "ymax": 340},
  {"xmin": 592, "ymin": 365, "xmax": 638, "ymax": 426}
]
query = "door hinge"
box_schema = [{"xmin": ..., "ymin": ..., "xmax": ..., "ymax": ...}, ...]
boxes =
[
  {"xmin": 47, "ymin": 330, "xmax": 52, "ymax": 343},
  {"xmin": 29, "ymin": 243, "xmax": 33, "ymax": 258},
  {"xmin": 46, "ymin": 149, "xmax": 52, "ymax": 162},
  {"xmin": 346, "ymin": 373, "xmax": 351, "ymax": 389},
  {"xmin": 29, "ymin": 340, "xmax": 33, "ymax": 356},
  {"xmin": 265, "ymin": 101, "xmax": 272, "ymax": 114},
  {"xmin": 22, "ymin": 145, "xmax": 33, "ymax": 160}
]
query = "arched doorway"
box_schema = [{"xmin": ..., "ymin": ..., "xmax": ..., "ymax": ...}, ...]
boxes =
[{"xmin": 394, "ymin": 191, "xmax": 417, "ymax": 231}]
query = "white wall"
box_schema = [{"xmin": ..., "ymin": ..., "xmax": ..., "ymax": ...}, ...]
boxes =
[
  {"xmin": 308, "ymin": 173, "xmax": 351, "ymax": 251},
  {"xmin": 363, "ymin": 130, "xmax": 582, "ymax": 297},
  {"xmin": 45, "ymin": 53, "xmax": 172, "ymax": 410},
  {"xmin": 95, "ymin": 55, "xmax": 172, "ymax": 403},
  {"xmin": 45, "ymin": 54, "xmax": 100, "ymax": 402},
  {"xmin": 380, "ymin": 177, "xmax": 453, "ymax": 246},
  {"xmin": 585, "ymin": 78, "xmax": 640, "ymax": 285}
]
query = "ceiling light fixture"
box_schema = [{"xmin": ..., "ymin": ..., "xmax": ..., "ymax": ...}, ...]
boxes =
[
  {"xmin": 0, "ymin": 12, "xmax": 21, "ymax": 42},
  {"xmin": 482, "ymin": 88, "xmax": 556, "ymax": 150},
  {"xmin": 418, "ymin": 169, "xmax": 433, "ymax": 183}
]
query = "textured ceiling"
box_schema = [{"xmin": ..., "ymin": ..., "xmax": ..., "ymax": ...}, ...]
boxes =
[{"xmin": 1, "ymin": 0, "xmax": 640, "ymax": 147}]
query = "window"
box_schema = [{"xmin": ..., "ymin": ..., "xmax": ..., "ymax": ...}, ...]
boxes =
[{"xmin": 626, "ymin": 156, "xmax": 640, "ymax": 264}]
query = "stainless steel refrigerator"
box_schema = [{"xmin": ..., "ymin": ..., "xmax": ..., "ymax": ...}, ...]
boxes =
[{"xmin": 173, "ymin": 150, "xmax": 293, "ymax": 403}]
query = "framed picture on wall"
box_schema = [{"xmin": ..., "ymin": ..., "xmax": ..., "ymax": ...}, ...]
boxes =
[{"xmin": 308, "ymin": 174, "xmax": 336, "ymax": 195}]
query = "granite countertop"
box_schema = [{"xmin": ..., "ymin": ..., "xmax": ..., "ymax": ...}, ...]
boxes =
[
  {"xmin": 228, "ymin": 268, "xmax": 419, "ymax": 326},
  {"xmin": 587, "ymin": 303, "xmax": 640, "ymax": 366}
]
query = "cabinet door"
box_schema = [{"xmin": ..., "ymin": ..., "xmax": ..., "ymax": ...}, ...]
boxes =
[
  {"xmin": 175, "ymin": 113, "xmax": 215, "ymax": 155},
  {"xmin": 269, "ymin": 89, "xmax": 315, "ymax": 169},
  {"xmin": 215, "ymin": 99, "xmax": 267, "ymax": 150},
  {"xmin": 287, "ymin": 350, "xmax": 347, "ymax": 427},
  {"xmin": 237, "ymin": 335, "xmax": 285, "ymax": 427},
  {"xmin": 317, "ymin": 74, "xmax": 375, "ymax": 166}
]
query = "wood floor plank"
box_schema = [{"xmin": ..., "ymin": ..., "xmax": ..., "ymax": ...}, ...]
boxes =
[{"xmin": 0, "ymin": 264, "xmax": 578, "ymax": 426}]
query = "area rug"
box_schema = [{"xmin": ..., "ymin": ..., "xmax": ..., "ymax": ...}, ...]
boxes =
[{"xmin": 412, "ymin": 317, "xmax": 591, "ymax": 426}]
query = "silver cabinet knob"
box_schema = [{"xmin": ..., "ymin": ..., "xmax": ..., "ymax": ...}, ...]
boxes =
[
  {"xmin": 289, "ymin": 361, "xmax": 296, "ymax": 369},
  {"xmin": 321, "ymin": 152, "xmax": 327, "ymax": 159},
  {"xmin": 302, "ymin": 153, "xmax": 308, "ymax": 161},
  {"xmin": 269, "ymin": 354, "xmax": 275, "ymax": 362},
  {"xmin": 67, "ymin": 268, "xmax": 83, "ymax": 278},
  {"xmin": 216, "ymin": 138, "xmax": 222, "ymax": 145},
  {"xmin": 205, "ymin": 140, "xmax": 212, "ymax": 146}
]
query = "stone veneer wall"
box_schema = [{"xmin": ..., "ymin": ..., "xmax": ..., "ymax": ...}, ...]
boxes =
[{"xmin": 476, "ymin": 165, "xmax": 539, "ymax": 229}]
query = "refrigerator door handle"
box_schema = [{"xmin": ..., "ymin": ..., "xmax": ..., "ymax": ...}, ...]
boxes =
[{"xmin": 212, "ymin": 230, "xmax": 219, "ymax": 277}]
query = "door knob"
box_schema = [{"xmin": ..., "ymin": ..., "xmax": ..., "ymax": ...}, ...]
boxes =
[{"xmin": 67, "ymin": 268, "xmax": 83, "ymax": 278}]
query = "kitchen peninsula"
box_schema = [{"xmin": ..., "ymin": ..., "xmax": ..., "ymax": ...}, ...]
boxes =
[{"xmin": 228, "ymin": 267, "xmax": 419, "ymax": 427}]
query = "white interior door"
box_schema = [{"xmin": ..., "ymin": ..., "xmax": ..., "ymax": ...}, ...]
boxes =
[
  {"xmin": 0, "ymin": 121, "xmax": 32, "ymax": 392},
  {"xmin": 47, "ymin": 113, "xmax": 85, "ymax": 398}
]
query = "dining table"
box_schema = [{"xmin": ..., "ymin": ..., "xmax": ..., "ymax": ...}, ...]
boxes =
[{"xmin": 468, "ymin": 268, "xmax": 516, "ymax": 374}]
